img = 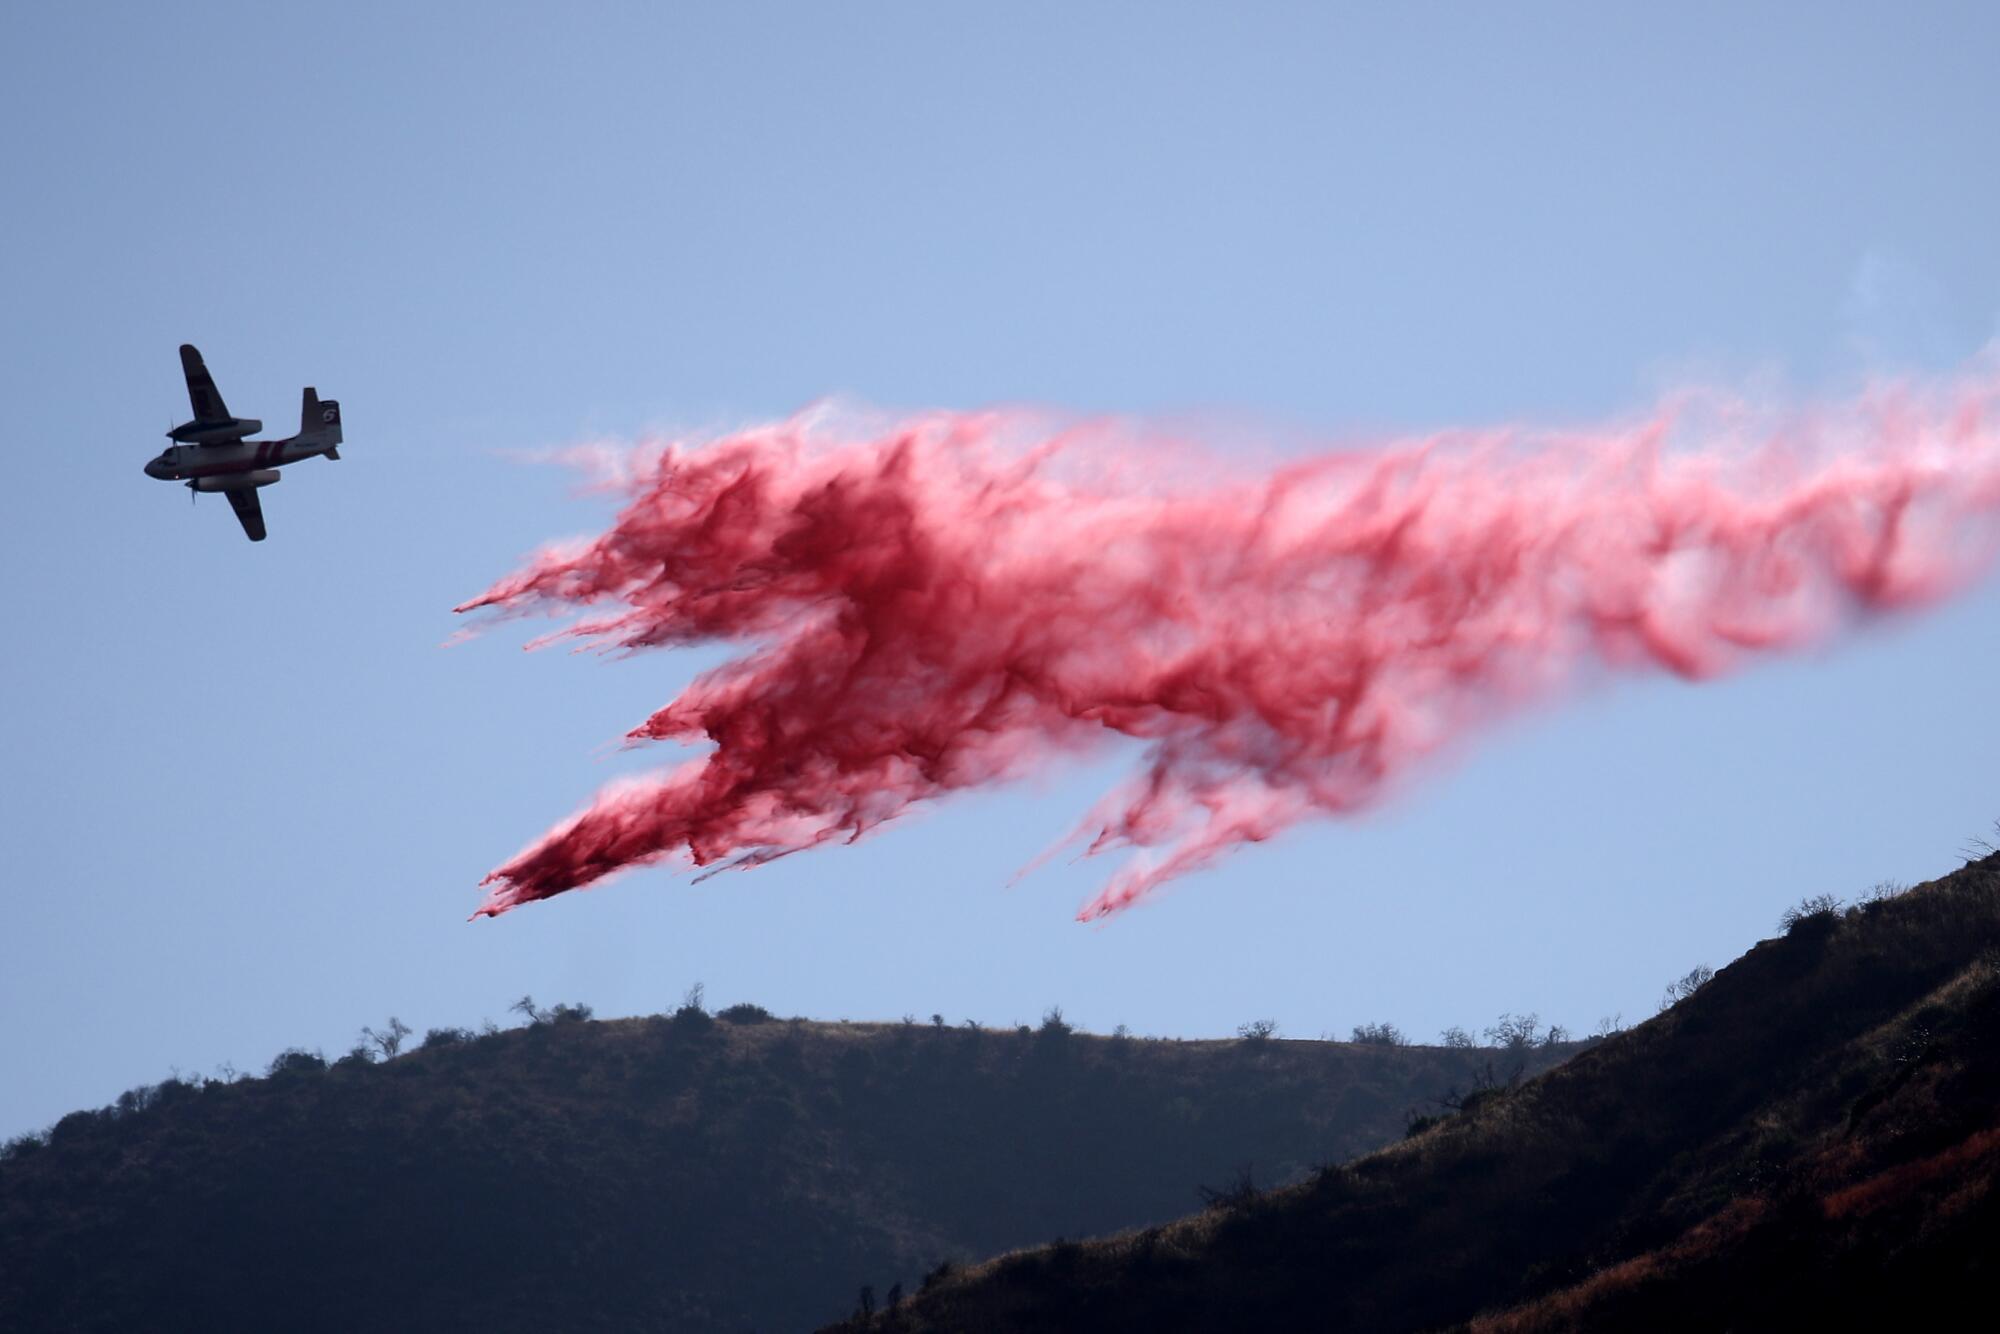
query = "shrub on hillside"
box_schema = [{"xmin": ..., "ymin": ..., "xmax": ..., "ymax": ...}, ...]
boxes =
[
  {"xmin": 1027, "ymin": 1011, "xmax": 1078, "ymax": 1066},
  {"xmin": 1350, "ymin": 1022, "xmax": 1405, "ymax": 1046},
  {"xmin": 1780, "ymin": 893, "xmax": 1844, "ymax": 936},
  {"xmin": 113, "ymin": 1083, "xmax": 164, "ymax": 1117},
  {"xmin": 511, "ymin": 996, "xmax": 594, "ymax": 1027},
  {"xmin": 1484, "ymin": 1013, "xmax": 1542, "ymax": 1049},
  {"xmin": 421, "ymin": 1027, "xmax": 473, "ymax": 1050},
  {"xmin": 266, "ymin": 1049, "xmax": 327, "ymax": 1078},
  {"xmin": 1197, "ymin": 1164, "xmax": 1260, "ymax": 1212},
  {"xmin": 717, "ymin": 1002, "xmax": 774, "ymax": 1025},
  {"xmin": 156, "ymin": 1075, "xmax": 197, "ymax": 1102},
  {"xmin": 1856, "ymin": 880, "xmax": 1909, "ymax": 916},
  {"xmin": 118, "ymin": 1076, "xmax": 196, "ymax": 1116},
  {"xmin": 1439, "ymin": 1058, "xmax": 1520, "ymax": 1118},
  {"xmin": 1660, "ymin": 964, "xmax": 1714, "ymax": 1011},
  {"xmin": 49, "ymin": 1110, "xmax": 100, "ymax": 1144},
  {"xmin": 1238, "ymin": 1019, "xmax": 1280, "ymax": 1043},
  {"xmin": 361, "ymin": 1018, "xmax": 412, "ymax": 1060},
  {"xmin": 669, "ymin": 981, "xmax": 712, "ymax": 1032}
]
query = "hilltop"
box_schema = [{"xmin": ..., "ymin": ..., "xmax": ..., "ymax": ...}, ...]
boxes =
[
  {"xmin": 0, "ymin": 1002, "xmax": 1579, "ymax": 1332},
  {"xmin": 833, "ymin": 856, "xmax": 2000, "ymax": 1331}
]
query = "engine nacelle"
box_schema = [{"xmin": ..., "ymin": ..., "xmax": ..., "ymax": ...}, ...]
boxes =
[
  {"xmin": 168, "ymin": 417, "xmax": 262, "ymax": 444},
  {"xmin": 193, "ymin": 470, "xmax": 280, "ymax": 492}
]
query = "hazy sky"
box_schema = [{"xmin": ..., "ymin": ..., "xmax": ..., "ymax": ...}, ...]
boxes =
[{"xmin": 5, "ymin": 3, "xmax": 2000, "ymax": 1139}]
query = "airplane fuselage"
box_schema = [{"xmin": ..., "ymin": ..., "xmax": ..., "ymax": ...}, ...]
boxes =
[{"xmin": 144, "ymin": 436, "xmax": 334, "ymax": 483}]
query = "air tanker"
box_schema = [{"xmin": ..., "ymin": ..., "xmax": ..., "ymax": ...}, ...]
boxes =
[{"xmin": 144, "ymin": 344, "xmax": 342, "ymax": 541}]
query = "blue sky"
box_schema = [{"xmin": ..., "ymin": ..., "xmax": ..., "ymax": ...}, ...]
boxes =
[{"xmin": 5, "ymin": 3, "xmax": 2000, "ymax": 1139}]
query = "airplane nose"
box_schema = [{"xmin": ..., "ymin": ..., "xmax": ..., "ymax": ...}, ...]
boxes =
[{"xmin": 144, "ymin": 458, "xmax": 166, "ymax": 479}]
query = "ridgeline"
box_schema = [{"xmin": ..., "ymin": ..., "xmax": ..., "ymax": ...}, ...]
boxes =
[{"xmin": 0, "ymin": 1003, "xmax": 1577, "ymax": 1332}]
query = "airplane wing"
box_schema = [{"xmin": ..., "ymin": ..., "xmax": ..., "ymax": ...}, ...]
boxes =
[
  {"xmin": 223, "ymin": 487, "xmax": 267, "ymax": 542},
  {"xmin": 179, "ymin": 344, "xmax": 231, "ymax": 424}
]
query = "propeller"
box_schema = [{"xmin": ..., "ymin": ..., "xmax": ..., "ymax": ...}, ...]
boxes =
[{"xmin": 164, "ymin": 412, "xmax": 197, "ymax": 505}]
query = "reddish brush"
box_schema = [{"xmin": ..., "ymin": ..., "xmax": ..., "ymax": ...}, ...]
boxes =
[{"xmin": 458, "ymin": 379, "xmax": 2000, "ymax": 919}]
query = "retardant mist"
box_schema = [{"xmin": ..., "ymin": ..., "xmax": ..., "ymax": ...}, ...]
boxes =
[{"xmin": 458, "ymin": 372, "xmax": 2000, "ymax": 920}]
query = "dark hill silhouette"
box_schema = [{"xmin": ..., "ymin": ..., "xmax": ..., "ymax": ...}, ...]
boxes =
[
  {"xmin": 0, "ymin": 1005, "xmax": 1578, "ymax": 1332},
  {"xmin": 833, "ymin": 856, "xmax": 2000, "ymax": 1331}
]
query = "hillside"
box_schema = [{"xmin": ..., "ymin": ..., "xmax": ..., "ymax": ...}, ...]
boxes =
[
  {"xmin": 0, "ymin": 1006, "xmax": 1579, "ymax": 1332},
  {"xmin": 835, "ymin": 856, "xmax": 2000, "ymax": 1331}
]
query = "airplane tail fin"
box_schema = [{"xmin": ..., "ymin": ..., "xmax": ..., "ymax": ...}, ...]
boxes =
[{"xmin": 300, "ymin": 388, "xmax": 343, "ymax": 454}]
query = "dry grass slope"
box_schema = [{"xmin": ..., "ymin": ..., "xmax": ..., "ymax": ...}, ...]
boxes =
[{"xmin": 837, "ymin": 854, "xmax": 2000, "ymax": 1332}]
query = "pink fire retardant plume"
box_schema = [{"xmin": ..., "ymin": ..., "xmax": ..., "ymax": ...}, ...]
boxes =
[{"xmin": 458, "ymin": 374, "xmax": 2000, "ymax": 920}]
